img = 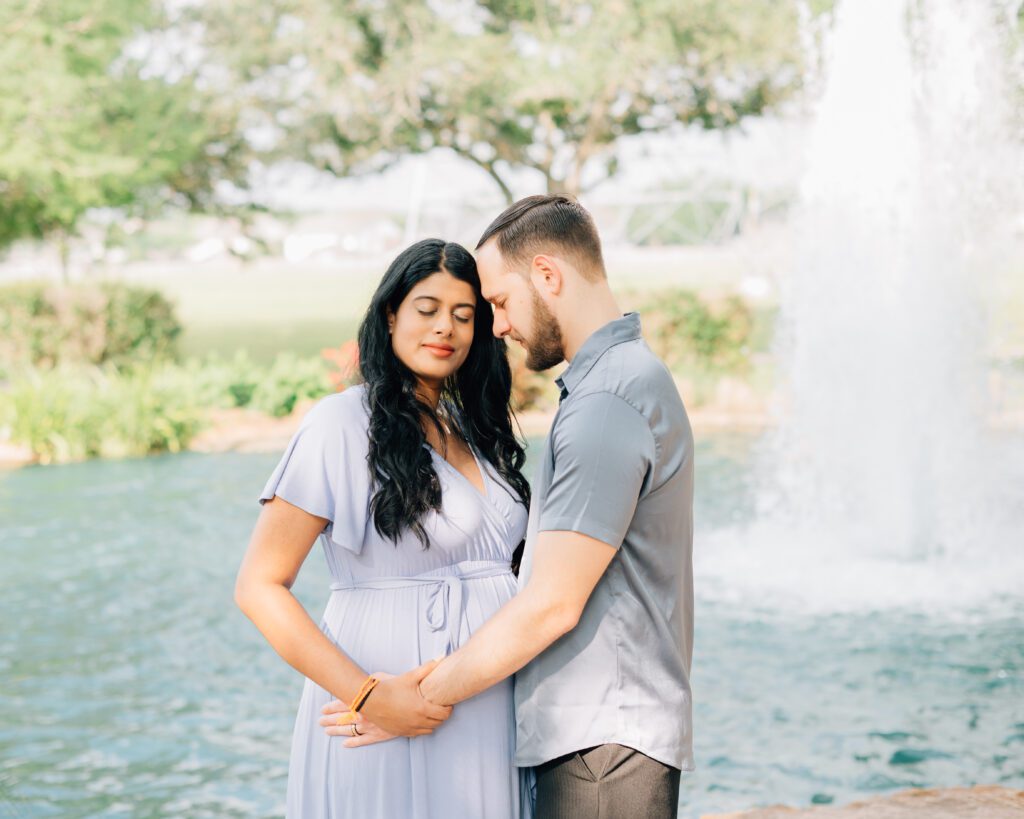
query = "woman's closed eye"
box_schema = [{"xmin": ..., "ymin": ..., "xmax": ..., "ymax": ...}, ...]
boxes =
[{"xmin": 418, "ymin": 309, "xmax": 472, "ymax": 324}]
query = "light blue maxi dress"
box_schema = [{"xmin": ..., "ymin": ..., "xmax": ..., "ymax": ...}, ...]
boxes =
[{"xmin": 259, "ymin": 384, "xmax": 532, "ymax": 819}]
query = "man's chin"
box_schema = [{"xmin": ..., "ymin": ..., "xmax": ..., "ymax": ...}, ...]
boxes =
[{"xmin": 525, "ymin": 349, "xmax": 564, "ymax": 372}]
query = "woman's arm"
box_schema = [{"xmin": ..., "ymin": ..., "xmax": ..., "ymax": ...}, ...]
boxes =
[
  {"xmin": 234, "ymin": 496, "xmax": 451, "ymax": 736},
  {"xmin": 235, "ymin": 496, "xmax": 367, "ymax": 701}
]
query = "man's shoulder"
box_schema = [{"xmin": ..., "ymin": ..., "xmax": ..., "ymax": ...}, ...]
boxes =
[
  {"xmin": 569, "ymin": 342, "xmax": 691, "ymax": 452},
  {"xmin": 575, "ymin": 340, "xmax": 679, "ymax": 407}
]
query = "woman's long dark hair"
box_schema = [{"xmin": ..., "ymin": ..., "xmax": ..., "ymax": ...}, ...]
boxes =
[{"xmin": 358, "ymin": 238, "xmax": 531, "ymax": 554}]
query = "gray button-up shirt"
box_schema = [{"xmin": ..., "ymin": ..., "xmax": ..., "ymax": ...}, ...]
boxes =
[{"xmin": 514, "ymin": 312, "xmax": 695, "ymax": 771}]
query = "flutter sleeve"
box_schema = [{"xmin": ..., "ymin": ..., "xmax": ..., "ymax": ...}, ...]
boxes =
[{"xmin": 258, "ymin": 389, "xmax": 372, "ymax": 554}]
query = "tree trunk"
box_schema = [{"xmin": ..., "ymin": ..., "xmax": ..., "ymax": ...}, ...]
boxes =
[
  {"xmin": 57, "ymin": 230, "xmax": 70, "ymax": 284},
  {"xmin": 546, "ymin": 175, "xmax": 581, "ymax": 199},
  {"xmin": 452, "ymin": 147, "xmax": 516, "ymax": 205}
]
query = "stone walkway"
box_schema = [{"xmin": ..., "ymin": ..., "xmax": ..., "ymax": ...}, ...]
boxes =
[{"xmin": 703, "ymin": 786, "xmax": 1024, "ymax": 819}]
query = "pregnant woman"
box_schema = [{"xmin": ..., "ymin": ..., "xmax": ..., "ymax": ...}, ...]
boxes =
[{"xmin": 234, "ymin": 239, "xmax": 532, "ymax": 818}]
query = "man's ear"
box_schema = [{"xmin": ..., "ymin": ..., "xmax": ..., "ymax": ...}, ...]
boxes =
[{"xmin": 530, "ymin": 254, "xmax": 563, "ymax": 296}]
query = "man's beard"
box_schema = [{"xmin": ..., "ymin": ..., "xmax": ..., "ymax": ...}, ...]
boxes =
[{"xmin": 524, "ymin": 287, "xmax": 565, "ymax": 372}]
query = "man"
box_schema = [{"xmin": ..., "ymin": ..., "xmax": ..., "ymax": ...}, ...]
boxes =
[{"xmin": 328, "ymin": 195, "xmax": 695, "ymax": 817}]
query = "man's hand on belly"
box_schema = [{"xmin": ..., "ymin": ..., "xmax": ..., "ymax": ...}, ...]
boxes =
[{"xmin": 321, "ymin": 660, "xmax": 452, "ymax": 741}]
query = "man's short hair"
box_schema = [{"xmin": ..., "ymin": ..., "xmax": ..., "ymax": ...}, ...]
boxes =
[{"xmin": 476, "ymin": 194, "xmax": 606, "ymax": 281}]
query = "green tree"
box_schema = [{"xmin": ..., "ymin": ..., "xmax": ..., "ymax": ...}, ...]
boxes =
[
  {"xmin": 203, "ymin": 0, "xmax": 801, "ymax": 201},
  {"xmin": 0, "ymin": 0, "xmax": 247, "ymax": 271}
]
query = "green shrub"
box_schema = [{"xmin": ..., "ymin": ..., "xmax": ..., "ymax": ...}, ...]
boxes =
[
  {"xmin": 641, "ymin": 290, "xmax": 754, "ymax": 372},
  {"xmin": 174, "ymin": 350, "xmax": 334, "ymax": 416},
  {"xmin": 185, "ymin": 350, "xmax": 263, "ymax": 410},
  {"xmin": 0, "ymin": 365, "xmax": 204, "ymax": 464},
  {"xmin": 96, "ymin": 284, "xmax": 181, "ymax": 366},
  {"xmin": 251, "ymin": 353, "xmax": 334, "ymax": 417},
  {"xmin": 0, "ymin": 282, "xmax": 181, "ymax": 372}
]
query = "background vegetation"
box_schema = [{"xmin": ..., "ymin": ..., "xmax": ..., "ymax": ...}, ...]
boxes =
[
  {"xmin": 0, "ymin": 0, "xmax": 804, "ymax": 257},
  {"xmin": 0, "ymin": 0, "xmax": 248, "ymax": 274},
  {"xmin": 0, "ymin": 281, "xmax": 761, "ymax": 463},
  {"xmin": 199, "ymin": 0, "xmax": 801, "ymax": 202}
]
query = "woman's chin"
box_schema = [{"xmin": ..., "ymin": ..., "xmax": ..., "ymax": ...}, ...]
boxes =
[{"xmin": 409, "ymin": 358, "xmax": 460, "ymax": 383}]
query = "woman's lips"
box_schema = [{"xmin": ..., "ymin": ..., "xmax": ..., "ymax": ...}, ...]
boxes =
[{"xmin": 423, "ymin": 344, "xmax": 455, "ymax": 358}]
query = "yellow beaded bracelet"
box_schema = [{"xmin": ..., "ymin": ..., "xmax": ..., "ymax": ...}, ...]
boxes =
[
  {"xmin": 336, "ymin": 675, "xmax": 380, "ymax": 726},
  {"xmin": 351, "ymin": 675, "xmax": 379, "ymax": 713}
]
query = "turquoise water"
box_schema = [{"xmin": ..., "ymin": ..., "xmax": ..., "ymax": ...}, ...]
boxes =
[{"xmin": 1, "ymin": 438, "xmax": 1021, "ymax": 817}]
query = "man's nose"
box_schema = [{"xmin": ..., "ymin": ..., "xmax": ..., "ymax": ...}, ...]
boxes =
[{"xmin": 492, "ymin": 310, "xmax": 510, "ymax": 339}]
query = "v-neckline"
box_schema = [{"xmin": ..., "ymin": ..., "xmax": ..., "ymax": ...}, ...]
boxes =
[{"xmin": 427, "ymin": 443, "xmax": 489, "ymax": 500}]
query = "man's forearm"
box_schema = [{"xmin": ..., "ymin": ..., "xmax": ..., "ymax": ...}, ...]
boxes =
[{"xmin": 418, "ymin": 588, "xmax": 575, "ymax": 705}]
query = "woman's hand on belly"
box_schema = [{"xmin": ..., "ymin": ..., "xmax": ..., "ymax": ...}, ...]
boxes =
[{"xmin": 320, "ymin": 693, "xmax": 396, "ymax": 748}]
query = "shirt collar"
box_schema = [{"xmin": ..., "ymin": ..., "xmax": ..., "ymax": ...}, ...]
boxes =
[{"xmin": 555, "ymin": 312, "xmax": 641, "ymax": 399}]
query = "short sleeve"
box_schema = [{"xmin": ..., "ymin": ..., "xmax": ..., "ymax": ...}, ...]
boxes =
[
  {"xmin": 538, "ymin": 391, "xmax": 655, "ymax": 549},
  {"xmin": 258, "ymin": 389, "xmax": 371, "ymax": 554}
]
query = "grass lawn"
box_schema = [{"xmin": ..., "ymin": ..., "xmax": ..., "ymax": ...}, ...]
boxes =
[{"xmin": 137, "ymin": 266, "xmax": 379, "ymax": 363}]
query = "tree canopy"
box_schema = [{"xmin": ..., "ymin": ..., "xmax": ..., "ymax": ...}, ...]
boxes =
[
  {"xmin": 0, "ymin": 0, "xmax": 246, "ymax": 253},
  {"xmin": 203, "ymin": 0, "xmax": 802, "ymax": 201},
  {"xmin": 0, "ymin": 0, "xmax": 803, "ymax": 259}
]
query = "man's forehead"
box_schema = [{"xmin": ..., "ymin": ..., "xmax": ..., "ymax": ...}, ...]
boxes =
[
  {"xmin": 474, "ymin": 240, "xmax": 503, "ymax": 267},
  {"xmin": 479, "ymin": 277, "xmax": 502, "ymax": 302},
  {"xmin": 474, "ymin": 243, "xmax": 508, "ymax": 297}
]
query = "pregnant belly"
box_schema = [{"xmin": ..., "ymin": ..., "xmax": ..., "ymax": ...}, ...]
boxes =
[{"xmin": 320, "ymin": 572, "xmax": 517, "ymax": 674}]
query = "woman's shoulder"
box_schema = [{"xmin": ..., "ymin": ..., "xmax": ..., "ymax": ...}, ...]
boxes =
[{"xmin": 300, "ymin": 383, "xmax": 370, "ymax": 435}]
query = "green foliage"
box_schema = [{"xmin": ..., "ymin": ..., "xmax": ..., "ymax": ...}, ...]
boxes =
[
  {"xmin": 202, "ymin": 0, "xmax": 802, "ymax": 199},
  {"xmin": 250, "ymin": 352, "xmax": 333, "ymax": 417},
  {"xmin": 0, "ymin": 283, "xmax": 181, "ymax": 372},
  {"xmin": 182, "ymin": 350, "xmax": 334, "ymax": 416},
  {"xmin": 0, "ymin": 0, "xmax": 247, "ymax": 251},
  {"xmin": 508, "ymin": 289, "xmax": 762, "ymax": 411},
  {"xmin": 641, "ymin": 290, "xmax": 755, "ymax": 372},
  {"xmin": 0, "ymin": 348, "xmax": 336, "ymax": 463},
  {"xmin": 0, "ymin": 365, "xmax": 204, "ymax": 463},
  {"xmin": 507, "ymin": 342, "xmax": 556, "ymax": 412},
  {"xmin": 92, "ymin": 284, "xmax": 182, "ymax": 365},
  {"xmin": 184, "ymin": 351, "xmax": 262, "ymax": 410}
]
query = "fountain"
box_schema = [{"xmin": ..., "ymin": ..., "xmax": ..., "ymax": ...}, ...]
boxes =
[{"xmin": 700, "ymin": 0, "xmax": 1024, "ymax": 612}]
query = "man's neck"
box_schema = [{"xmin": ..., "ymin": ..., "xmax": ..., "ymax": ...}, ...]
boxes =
[{"xmin": 562, "ymin": 292, "xmax": 622, "ymax": 363}]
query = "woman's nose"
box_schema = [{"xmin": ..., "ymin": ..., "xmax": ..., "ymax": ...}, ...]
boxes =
[{"xmin": 433, "ymin": 313, "xmax": 454, "ymax": 335}]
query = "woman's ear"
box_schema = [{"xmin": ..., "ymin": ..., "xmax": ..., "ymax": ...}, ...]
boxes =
[{"xmin": 386, "ymin": 308, "xmax": 395, "ymax": 334}]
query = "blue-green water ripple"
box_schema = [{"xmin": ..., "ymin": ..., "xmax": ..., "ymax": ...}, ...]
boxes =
[{"xmin": 1, "ymin": 439, "xmax": 1021, "ymax": 817}]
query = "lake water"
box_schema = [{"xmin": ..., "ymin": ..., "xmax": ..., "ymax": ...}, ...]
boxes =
[{"xmin": 1, "ymin": 436, "xmax": 1021, "ymax": 817}]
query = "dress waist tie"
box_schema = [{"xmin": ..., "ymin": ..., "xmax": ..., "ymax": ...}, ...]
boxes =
[{"xmin": 329, "ymin": 560, "xmax": 513, "ymax": 655}]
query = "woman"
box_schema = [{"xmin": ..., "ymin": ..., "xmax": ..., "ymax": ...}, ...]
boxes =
[{"xmin": 235, "ymin": 239, "xmax": 532, "ymax": 818}]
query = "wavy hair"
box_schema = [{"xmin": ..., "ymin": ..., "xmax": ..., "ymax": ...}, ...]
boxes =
[{"xmin": 357, "ymin": 239, "xmax": 531, "ymax": 557}]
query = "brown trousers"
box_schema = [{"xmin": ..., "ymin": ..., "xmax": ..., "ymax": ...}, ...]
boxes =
[{"xmin": 534, "ymin": 744, "xmax": 681, "ymax": 819}]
